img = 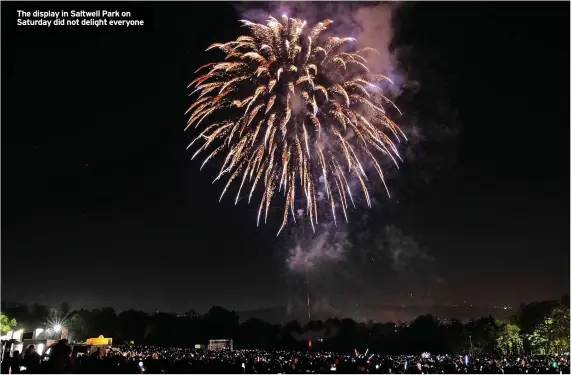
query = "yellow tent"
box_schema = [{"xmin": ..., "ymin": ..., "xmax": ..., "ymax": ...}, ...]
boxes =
[{"xmin": 86, "ymin": 335, "xmax": 112, "ymax": 345}]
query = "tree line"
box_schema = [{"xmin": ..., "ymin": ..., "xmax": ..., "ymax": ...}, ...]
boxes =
[{"xmin": 1, "ymin": 296, "xmax": 568, "ymax": 355}]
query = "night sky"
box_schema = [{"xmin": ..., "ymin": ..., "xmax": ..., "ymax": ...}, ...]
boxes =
[{"xmin": 2, "ymin": 2, "xmax": 569, "ymax": 316}]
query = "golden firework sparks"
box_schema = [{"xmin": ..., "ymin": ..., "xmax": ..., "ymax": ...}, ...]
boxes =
[{"xmin": 187, "ymin": 16, "xmax": 405, "ymax": 235}]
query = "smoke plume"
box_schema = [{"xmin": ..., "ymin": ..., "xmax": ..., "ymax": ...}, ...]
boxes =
[
  {"xmin": 286, "ymin": 222, "xmax": 350, "ymax": 272},
  {"xmin": 235, "ymin": 2, "xmax": 403, "ymax": 77},
  {"xmin": 232, "ymin": 2, "xmax": 445, "ymax": 320}
]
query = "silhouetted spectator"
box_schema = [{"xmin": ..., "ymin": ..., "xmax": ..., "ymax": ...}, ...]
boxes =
[
  {"xmin": 45, "ymin": 340, "xmax": 73, "ymax": 374},
  {"xmin": 9, "ymin": 350, "xmax": 22, "ymax": 374},
  {"xmin": 23, "ymin": 345, "xmax": 41, "ymax": 373}
]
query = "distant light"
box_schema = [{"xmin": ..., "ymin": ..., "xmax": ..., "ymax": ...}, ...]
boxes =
[
  {"xmin": 53, "ymin": 324, "xmax": 62, "ymax": 333},
  {"xmin": 465, "ymin": 355, "xmax": 469, "ymax": 366},
  {"xmin": 282, "ymin": 13, "xmax": 287, "ymax": 18},
  {"xmin": 13, "ymin": 330, "xmax": 24, "ymax": 341},
  {"xmin": 35, "ymin": 328, "xmax": 44, "ymax": 338},
  {"xmin": 37, "ymin": 343, "xmax": 45, "ymax": 356}
]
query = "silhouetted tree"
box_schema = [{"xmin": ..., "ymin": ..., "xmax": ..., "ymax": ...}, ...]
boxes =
[
  {"xmin": 0, "ymin": 313, "xmax": 17, "ymax": 333},
  {"xmin": 118, "ymin": 310, "xmax": 148, "ymax": 344},
  {"xmin": 202, "ymin": 306, "xmax": 239, "ymax": 341},
  {"xmin": 496, "ymin": 319, "xmax": 523, "ymax": 355},
  {"xmin": 466, "ymin": 316, "xmax": 498, "ymax": 354},
  {"xmin": 447, "ymin": 318, "xmax": 470, "ymax": 353},
  {"xmin": 0, "ymin": 296, "xmax": 568, "ymax": 354}
]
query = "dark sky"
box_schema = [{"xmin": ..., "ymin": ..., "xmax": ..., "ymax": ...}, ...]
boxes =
[{"xmin": 2, "ymin": 2, "xmax": 569, "ymax": 316}]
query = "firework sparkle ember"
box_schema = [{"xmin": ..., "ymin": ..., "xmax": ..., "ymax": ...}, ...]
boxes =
[{"xmin": 186, "ymin": 15, "xmax": 406, "ymax": 235}]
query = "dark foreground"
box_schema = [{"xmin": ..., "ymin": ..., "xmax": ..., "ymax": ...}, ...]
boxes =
[{"xmin": 2, "ymin": 344, "xmax": 569, "ymax": 374}]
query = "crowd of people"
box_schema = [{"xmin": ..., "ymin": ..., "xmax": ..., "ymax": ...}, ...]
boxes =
[{"xmin": 1, "ymin": 341, "xmax": 569, "ymax": 374}]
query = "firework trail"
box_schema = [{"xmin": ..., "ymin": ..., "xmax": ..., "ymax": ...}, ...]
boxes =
[{"xmin": 187, "ymin": 15, "xmax": 406, "ymax": 235}]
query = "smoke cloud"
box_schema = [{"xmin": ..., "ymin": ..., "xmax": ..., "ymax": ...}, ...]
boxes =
[
  {"xmin": 235, "ymin": 2, "xmax": 402, "ymax": 77},
  {"xmin": 286, "ymin": 222, "xmax": 350, "ymax": 272},
  {"xmin": 231, "ymin": 2, "xmax": 445, "ymax": 319},
  {"xmin": 374, "ymin": 224, "xmax": 433, "ymax": 272}
]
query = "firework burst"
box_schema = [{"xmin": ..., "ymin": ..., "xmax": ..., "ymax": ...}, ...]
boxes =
[{"xmin": 186, "ymin": 15, "xmax": 406, "ymax": 235}]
